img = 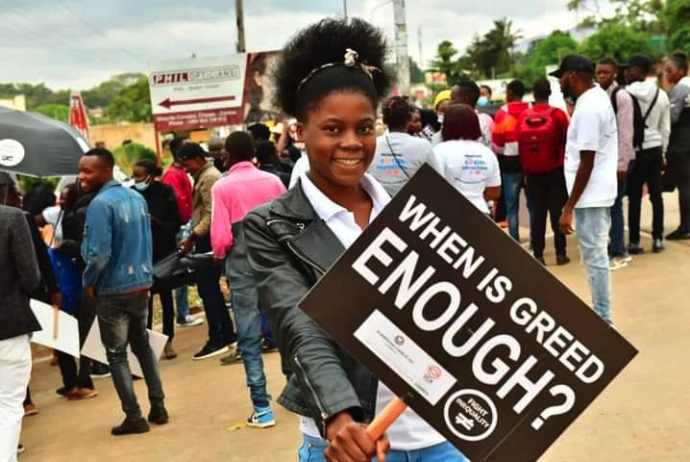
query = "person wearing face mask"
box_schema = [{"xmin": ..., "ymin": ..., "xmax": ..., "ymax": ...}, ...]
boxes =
[
  {"xmin": 132, "ymin": 159, "xmax": 182, "ymax": 359},
  {"xmin": 479, "ymin": 85, "xmax": 492, "ymax": 106},
  {"xmin": 434, "ymin": 89, "xmax": 451, "ymax": 125},
  {"xmin": 430, "ymin": 90, "xmax": 452, "ymax": 146},
  {"xmin": 551, "ymin": 54, "xmax": 618, "ymax": 325}
]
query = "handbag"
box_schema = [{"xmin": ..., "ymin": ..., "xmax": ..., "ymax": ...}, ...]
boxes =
[{"xmin": 152, "ymin": 251, "xmax": 215, "ymax": 293}]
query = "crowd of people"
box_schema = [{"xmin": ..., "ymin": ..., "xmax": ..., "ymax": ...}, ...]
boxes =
[{"xmin": 1, "ymin": 15, "xmax": 689, "ymax": 462}]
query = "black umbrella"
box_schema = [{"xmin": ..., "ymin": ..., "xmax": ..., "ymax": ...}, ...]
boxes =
[{"xmin": 0, "ymin": 107, "xmax": 90, "ymax": 177}]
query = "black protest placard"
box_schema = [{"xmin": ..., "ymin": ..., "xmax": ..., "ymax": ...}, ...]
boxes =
[{"xmin": 300, "ymin": 164, "xmax": 638, "ymax": 462}]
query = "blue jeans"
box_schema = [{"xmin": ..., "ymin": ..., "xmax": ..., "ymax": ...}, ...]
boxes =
[
  {"xmin": 608, "ymin": 178, "xmax": 627, "ymax": 257},
  {"xmin": 175, "ymin": 227, "xmax": 191, "ymax": 322},
  {"xmin": 97, "ymin": 291, "xmax": 165, "ymax": 418},
  {"xmin": 502, "ymin": 172, "xmax": 522, "ymax": 241},
  {"xmin": 575, "ymin": 207, "xmax": 613, "ymax": 324},
  {"xmin": 175, "ymin": 286, "xmax": 190, "ymax": 322},
  {"xmin": 298, "ymin": 434, "xmax": 467, "ymax": 462},
  {"xmin": 195, "ymin": 236, "xmax": 235, "ymax": 346},
  {"xmin": 230, "ymin": 274, "xmax": 270, "ymax": 408}
]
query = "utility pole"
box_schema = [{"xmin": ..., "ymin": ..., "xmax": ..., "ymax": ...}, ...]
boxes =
[
  {"xmin": 236, "ymin": 0, "xmax": 246, "ymax": 53},
  {"xmin": 393, "ymin": 0, "xmax": 410, "ymax": 96},
  {"xmin": 343, "ymin": 0, "xmax": 348, "ymax": 20},
  {"xmin": 417, "ymin": 27, "xmax": 423, "ymax": 68}
]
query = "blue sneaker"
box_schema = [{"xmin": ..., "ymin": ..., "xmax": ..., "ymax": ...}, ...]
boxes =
[{"xmin": 247, "ymin": 406, "xmax": 276, "ymax": 428}]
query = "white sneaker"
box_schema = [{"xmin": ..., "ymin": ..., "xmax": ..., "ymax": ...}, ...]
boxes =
[
  {"xmin": 177, "ymin": 315, "xmax": 204, "ymax": 328},
  {"xmin": 609, "ymin": 256, "xmax": 629, "ymax": 271},
  {"xmin": 622, "ymin": 254, "xmax": 633, "ymax": 264}
]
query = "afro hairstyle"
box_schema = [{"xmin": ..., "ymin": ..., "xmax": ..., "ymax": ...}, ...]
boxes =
[{"xmin": 272, "ymin": 18, "xmax": 394, "ymax": 121}]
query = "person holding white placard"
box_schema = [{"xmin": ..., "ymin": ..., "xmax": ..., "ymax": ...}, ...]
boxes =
[{"xmin": 245, "ymin": 18, "xmax": 467, "ymax": 462}]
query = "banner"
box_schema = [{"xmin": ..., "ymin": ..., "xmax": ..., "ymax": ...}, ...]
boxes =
[{"xmin": 300, "ymin": 165, "xmax": 638, "ymax": 462}]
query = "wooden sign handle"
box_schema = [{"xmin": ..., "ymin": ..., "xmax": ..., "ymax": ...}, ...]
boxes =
[
  {"xmin": 366, "ymin": 397, "xmax": 408, "ymax": 441},
  {"xmin": 53, "ymin": 307, "xmax": 59, "ymax": 340}
]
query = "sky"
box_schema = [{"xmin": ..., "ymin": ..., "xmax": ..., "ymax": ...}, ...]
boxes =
[{"xmin": 0, "ymin": 0, "xmax": 590, "ymax": 90}]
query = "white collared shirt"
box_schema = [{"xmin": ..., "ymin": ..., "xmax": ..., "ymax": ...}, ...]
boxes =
[{"xmin": 298, "ymin": 172, "xmax": 446, "ymax": 451}]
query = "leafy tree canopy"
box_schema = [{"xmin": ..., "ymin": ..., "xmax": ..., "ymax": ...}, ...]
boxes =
[
  {"xmin": 34, "ymin": 103, "xmax": 70, "ymax": 123},
  {"xmin": 107, "ymin": 77, "xmax": 152, "ymax": 124},
  {"xmin": 579, "ymin": 24, "xmax": 655, "ymax": 63}
]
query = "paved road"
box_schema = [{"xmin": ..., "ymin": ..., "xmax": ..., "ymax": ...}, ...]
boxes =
[{"xmin": 19, "ymin": 193, "xmax": 689, "ymax": 461}]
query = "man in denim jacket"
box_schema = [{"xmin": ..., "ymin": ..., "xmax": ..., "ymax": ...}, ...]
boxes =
[{"xmin": 79, "ymin": 148, "xmax": 168, "ymax": 436}]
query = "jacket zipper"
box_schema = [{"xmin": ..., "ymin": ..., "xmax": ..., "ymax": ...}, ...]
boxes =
[
  {"xmin": 287, "ymin": 240, "xmax": 326, "ymax": 276},
  {"xmin": 293, "ymin": 355, "xmax": 330, "ymax": 436}
]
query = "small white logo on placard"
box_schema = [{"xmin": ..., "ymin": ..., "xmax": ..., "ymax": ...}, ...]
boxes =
[
  {"xmin": 0, "ymin": 139, "xmax": 25, "ymax": 167},
  {"xmin": 444, "ymin": 389, "xmax": 498, "ymax": 441}
]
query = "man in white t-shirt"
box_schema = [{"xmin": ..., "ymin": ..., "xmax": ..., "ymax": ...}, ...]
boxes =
[{"xmin": 551, "ymin": 55, "xmax": 618, "ymax": 325}]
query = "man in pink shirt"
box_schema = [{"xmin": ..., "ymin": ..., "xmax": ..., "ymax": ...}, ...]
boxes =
[{"xmin": 211, "ymin": 131, "xmax": 285, "ymax": 429}]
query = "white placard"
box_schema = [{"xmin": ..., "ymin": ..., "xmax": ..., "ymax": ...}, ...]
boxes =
[
  {"xmin": 354, "ymin": 309, "xmax": 457, "ymax": 406},
  {"xmin": 30, "ymin": 299, "xmax": 81, "ymax": 357},
  {"xmin": 81, "ymin": 318, "xmax": 168, "ymax": 378}
]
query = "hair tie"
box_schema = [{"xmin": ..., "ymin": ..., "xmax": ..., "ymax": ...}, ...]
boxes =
[{"xmin": 296, "ymin": 48, "xmax": 381, "ymax": 95}]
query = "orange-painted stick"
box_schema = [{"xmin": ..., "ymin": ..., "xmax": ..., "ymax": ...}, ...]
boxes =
[
  {"xmin": 366, "ymin": 397, "xmax": 408, "ymax": 440},
  {"xmin": 53, "ymin": 307, "xmax": 59, "ymax": 340}
]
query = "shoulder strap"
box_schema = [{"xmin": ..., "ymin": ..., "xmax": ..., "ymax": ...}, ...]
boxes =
[
  {"xmin": 643, "ymin": 89, "xmax": 660, "ymax": 122},
  {"xmin": 48, "ymin": 209, "xmax": 64, "ymax": 249},
  {"xmin": 610, "ymin": 86, "xmax": 622, "ymax": 114},
  {"xmin": 385, "ymin": 135, "xmax": 411, "ymax": 179}
]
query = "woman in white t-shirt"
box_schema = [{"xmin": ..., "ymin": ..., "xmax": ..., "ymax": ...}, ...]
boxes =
[
  {"xmin": 434, "ymin": 104, "xmax": 502, "ymax": 215},
  {"xmin": 369, "ymin": 96, "xmax": 440, "ymax": 197}
]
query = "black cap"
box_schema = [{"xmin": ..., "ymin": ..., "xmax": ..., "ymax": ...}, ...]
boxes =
[
  {"xmin": 549, "ymin": 54, "xmax": 595, "ymax": 78},
  {"xmin": 177, "ymin": 142, "xmax": 207, "ymax": 161},
  {"xmin": 619, "ymin": 53, "xmax": 653, "ymax": 73}
]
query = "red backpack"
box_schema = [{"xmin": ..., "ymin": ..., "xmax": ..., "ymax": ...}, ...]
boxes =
[{"xmin": 518, "ymin": 108, "xmax": 561, "ymax": 174}]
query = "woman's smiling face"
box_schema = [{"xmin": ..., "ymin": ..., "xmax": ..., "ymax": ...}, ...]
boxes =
[{"xmin": 299, "ymin": 92, "xmax": 377, "ymax": 191}]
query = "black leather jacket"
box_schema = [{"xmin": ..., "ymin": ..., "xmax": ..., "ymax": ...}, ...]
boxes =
[{"xmin": 244, "ymin": 182, "xmax": 379, "ymax": 438}]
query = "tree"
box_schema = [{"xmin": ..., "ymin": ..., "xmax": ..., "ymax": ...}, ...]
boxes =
[
  {"xmin": 107, "ymin": 77, "xmax": 152, "ymax": 123},
  {"xmin": 35, "ymin": 103, "xmax": 70, "ymax": 123},
  {"xmin": 458, "ymin": 18, "xmax": 522, "ymax": 79},
  {"xmin": 82, "ymin": 73, "xmax": 146, "ymax": 110},
  {"xmin": 664, "ymin": 0, "xmax": 690, "ymax": 52},
  {"xmin": 567, "ymin": 0, "xmax": 666, "ymax": 34},
  {"xmin": 0, "ymin": 83, "xmax": 71, "ymax": 110},
  {"xmin": 409, "ymin": 57, "xmax": 425, "ymax": 84},
  {"xmin": 517, "ymin": 31, "xmax": 578, "ymax": 87},
  {"xmin": 579, "ymin": 24, "xmax": 655, "ymax": 63},
  {"xmin": 429, "ymin": 40, "xmax": 460, "ymax": 84},
  {"xmin": 113, "ymin": 142, "xmax": 157, "ymax": 175}
]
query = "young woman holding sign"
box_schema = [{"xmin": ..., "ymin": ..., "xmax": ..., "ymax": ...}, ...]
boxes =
[{"xmin": 244, "ymin": 18, "xmax": 467, "ymax": 462}]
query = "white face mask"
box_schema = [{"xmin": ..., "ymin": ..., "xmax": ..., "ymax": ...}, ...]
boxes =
[{"xmin": 437, "ymin": 115, "xmax": 444, "ymax": 124}]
